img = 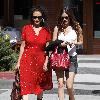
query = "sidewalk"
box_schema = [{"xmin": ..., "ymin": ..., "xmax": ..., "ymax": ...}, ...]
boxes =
[
  {"xmin": 0, "ymin": 55, "xmax": 100, "ymax": 100},
  {"xmin": 0, "ymin": 72, "xmax": 14, "ymax": 80}
]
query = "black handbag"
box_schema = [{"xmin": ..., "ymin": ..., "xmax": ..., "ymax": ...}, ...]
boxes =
[{"xmin": 10, "ymin": 69, "xmax": 22, "ymax": 100}]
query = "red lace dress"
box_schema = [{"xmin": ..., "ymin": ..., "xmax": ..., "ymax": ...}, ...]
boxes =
[{"xmin": 20, "ymin": 25, "xmax": 53, "ymax": 95}]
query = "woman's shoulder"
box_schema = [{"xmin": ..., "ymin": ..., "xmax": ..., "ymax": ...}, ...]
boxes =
[
  {"xmin": 53, "ymin": 26, "xmax": 59, "ymax": 34},
  {"xmin": 22, "ymin": 24, "xmax": 32, "ymax": 29},
  {"xmin": 42, "ymin": 27, "xmax": 49, "ymax": 31},
  {"xmin": 42, "ymin": 27, "xmax": 51, "ymax": 34}
]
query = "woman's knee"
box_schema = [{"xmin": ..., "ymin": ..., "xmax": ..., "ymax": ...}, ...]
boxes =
[
  {"xmin": 23, "ymin": 94, "xmax": 28, "ymax": 100},
  {"xmin": 66, "ymin": 84, "xmax": 73, "ymax": 91},
  {"xmin": 58, "ymin": 82, "xmax": 64, "ymax": 88}
]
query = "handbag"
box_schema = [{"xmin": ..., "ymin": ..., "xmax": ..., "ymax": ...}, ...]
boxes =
[
  {"xmin": 50, "ymin": 46, "xmax": 70, "ymax": 70},
  {"xmin": 10, "ymin": 69, "xmax": 22, "ymax": 100}
]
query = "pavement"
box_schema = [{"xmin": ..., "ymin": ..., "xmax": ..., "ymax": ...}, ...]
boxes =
[{"xmin": 0, "ymin": 55, "xmax": 100, "ymax": 100}]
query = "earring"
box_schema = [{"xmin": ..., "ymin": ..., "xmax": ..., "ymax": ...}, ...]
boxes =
[{"xmin": 42, "ymin": 18, "xmax": 44, "ymax": 22}]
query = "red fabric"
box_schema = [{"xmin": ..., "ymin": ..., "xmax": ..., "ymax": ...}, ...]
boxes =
[
  {"xmin": 20, "ymin": 25, "xmax": 53, "ymax": 95},
  {"xmin": 50, "ymin": 47, "xmax": 70, "ymax": 70}
]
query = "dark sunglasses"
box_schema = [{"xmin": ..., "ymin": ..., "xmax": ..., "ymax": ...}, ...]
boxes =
[
  {"xmin": 32, "ymin": 16, "xmax": 42, "ymax": 19},
  {"xmin": 61, "ymin": 16, "xmax": 69, "ymax": 20}
]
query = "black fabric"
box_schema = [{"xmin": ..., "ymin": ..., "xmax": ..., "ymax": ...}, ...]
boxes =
[
  {"xmin": 45, "ymin": 40, "xmax": 68, "ymax": 53},
  {"xmin": 70, "ymin": 56, "xmax": 77, "ymax": 63}
]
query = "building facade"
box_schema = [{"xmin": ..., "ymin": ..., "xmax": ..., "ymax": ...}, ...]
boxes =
[{"xmin": 0, "ymin": 0, "xmax": 100, "ymax": 54}]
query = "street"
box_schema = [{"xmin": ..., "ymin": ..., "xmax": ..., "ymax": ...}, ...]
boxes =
[{"xmin": 0, "ymin": 55, "xmax": 100, "ymax": 100}]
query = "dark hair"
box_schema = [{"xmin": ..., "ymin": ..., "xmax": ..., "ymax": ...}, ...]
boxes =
[
  {"xmin": 57, "ymin": 8, "xmax": 75, "ymax": 31},
  {"xmin": 29, "ymin": 6, "xmax": 47, "ymax": 27},
  {"xmin": 57, "ymin": 8, "xmax": 83, "ymax": 42}
]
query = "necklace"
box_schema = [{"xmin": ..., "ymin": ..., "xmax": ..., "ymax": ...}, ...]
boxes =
[{"xmin": 63, "ymin": 26, "xmax": 72, "ymax": 35}]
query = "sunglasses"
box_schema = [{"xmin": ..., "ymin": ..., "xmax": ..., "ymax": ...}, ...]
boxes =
[
  {"xmin": 61, "ymin": 16, "xmax": 69, "ymax": 20},
  {"xmin": 32, "ymin": 16, "xmax": 42, "ymax": 20}
]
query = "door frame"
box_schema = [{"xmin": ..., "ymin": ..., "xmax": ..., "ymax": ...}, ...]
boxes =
[{"xmin": 83, "ymin": 0, "xmax": 93, "ymax": 54}]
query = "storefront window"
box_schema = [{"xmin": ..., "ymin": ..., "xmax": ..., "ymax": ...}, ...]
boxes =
[
  {"xmin": 0, "ymin": 0, "xmax": 4, "ymax": 24},
  {"xmin": 93, "ymin": 0, "xmax": 100, "ymax": 38},
  {"xmin": 0, "ymin": 0, "xmax": 4, "ymax": 18},
  {"xmin": 14, "ymin": 0, "xmax": 32, "ymax": 19}
]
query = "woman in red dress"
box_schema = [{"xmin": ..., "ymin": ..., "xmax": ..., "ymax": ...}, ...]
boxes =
[{"xmin": 15, "ymin": 7, "xmax": 53, "ymax": 100}]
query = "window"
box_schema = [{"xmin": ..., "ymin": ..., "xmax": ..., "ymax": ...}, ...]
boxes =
[
  {"xmin": 93, "ymin": 0, "xmax": 100, "ymax": 38},
  {"xmin": 0, "ymin": 0, "xmax": 4, "ymax": 19},
  {"xmin": 14, "ymin": 0, "xmax": 32, "ymax": 19}
]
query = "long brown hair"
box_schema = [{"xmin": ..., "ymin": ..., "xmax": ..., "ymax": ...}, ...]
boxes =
[{"xmin": 57, "ymin": 8, "xmax": 83, "ymax": 43}]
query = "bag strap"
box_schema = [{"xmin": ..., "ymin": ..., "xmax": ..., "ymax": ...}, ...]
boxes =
[{"xmin": 15, "ymin": 68, "xmax": 20, "ymax": 82}]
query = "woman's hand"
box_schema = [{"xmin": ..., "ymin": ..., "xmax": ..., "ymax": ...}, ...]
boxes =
[
  {"xmin": 15, "ymin": 62, "xmax": 20, "ymax": 69},
  {"xmin": 43, "ymin": 61, "xmax": 48, "ymax": 72},
  {"xmin": 65, "ymin": 41, "xmax": 74, "ymax": 48},
  {"xmin": 61, "ymin": 41, "xmax": 67, "ymax": 47}
]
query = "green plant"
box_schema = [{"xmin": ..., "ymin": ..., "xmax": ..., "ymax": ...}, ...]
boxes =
[{"xmin": 0, "ymin": 31, "xmax": 19, "ymax": 71}]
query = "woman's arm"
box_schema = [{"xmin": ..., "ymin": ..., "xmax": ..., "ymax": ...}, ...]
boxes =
[
  {"xmin": 43, "ymin": 41, "xmax": 50, "ymax": 71},
  {"xmin": 71, "ymin": 37, "xmax": 83, "ymax": 45},
  {"xmin": 53, "ymin": 26, "xmax": 67, "ymax": 47},
  {"xmin": 15, "ymin": 41, "xmax": 25, "ymax": 69},
  {"xmin": 69, "ymin": 37, "xmax": 83, "ymax": 48},
  {"xmin": 52, "ymin": 26, "xmax": 58, "ymax": 41},
  {"xmin": 43, "ymin": 26, "xmax": 59, "ymax": 71},
  {"xmin": 76, "ymin": 23, "xmax": 83, "ymax": 45}
]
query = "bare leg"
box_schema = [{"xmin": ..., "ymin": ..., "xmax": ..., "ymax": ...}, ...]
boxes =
[
  {"xmin": 22, "ymin": 94, "xmax": 28, "ymax": 100},
  {"xmin": 65, "ymin": 72, "xmax": 75, "ymax": 100},
  {"xmin": 55, "ymin": 70, "xmax": 64, "ymax": 100},
  {"xmin": 37, "ymin": 92, "xmax": 43, "ymax": 100}
]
